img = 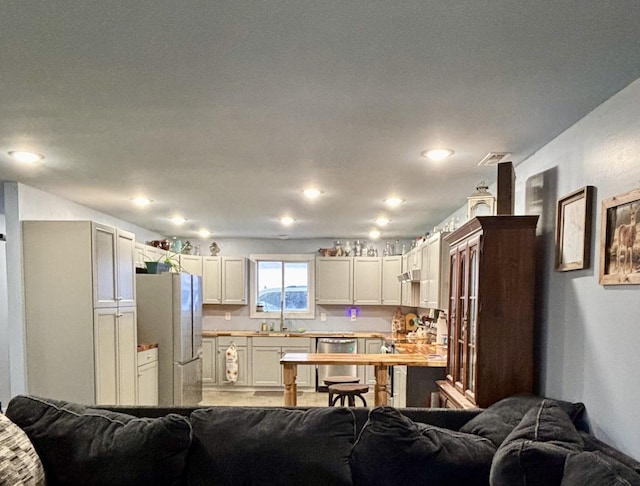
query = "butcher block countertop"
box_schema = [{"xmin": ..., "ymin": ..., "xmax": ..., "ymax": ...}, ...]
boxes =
[
  {"xmin": 280, "ymin": 352, "xmax": 446, "ymax": 367},
  {"xmin": 137, "ymin": 342, "xmax": 158, "ymax": 352},
  {"xmin": 202, "ymin": 330, "xmax": 387, "ymax": 339}
]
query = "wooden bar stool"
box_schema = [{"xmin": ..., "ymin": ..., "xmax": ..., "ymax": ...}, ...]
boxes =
[
  {"xmin": 328, "ymin": 383, "xmax": 369, "ymax": 407},
  {"xmin": 323, "ymin": 375, "xmax": 360, "ymax": 406}
]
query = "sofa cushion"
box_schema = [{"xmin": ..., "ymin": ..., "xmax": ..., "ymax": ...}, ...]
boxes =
[
  {"xmin": 460, "ymin": 394, "xmax": 585, "ymax": 447},
  {"xmin": 187, "ymin": 406, "xmax": 356, "ymax": 486},
  {"xmin": 6, "ymin": 395, "xmax": 192, "ymax": 486},
  {"xmin": 0, "ymin": 413, "xmax": 45, "ymax": 486},
  {"xmin": 561, "ymin": 450, "xmax": 640, "ymax": 486},
  {"xmin": 490, "ymin": 400, "xmax": 584, "ymax": 486},
  {"xmin": 349, "ymin": 406, "xmax": 496, "ymax": 486}
]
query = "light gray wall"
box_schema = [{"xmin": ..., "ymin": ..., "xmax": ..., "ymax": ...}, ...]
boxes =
[
  {"xmin": 0, "ymin": 184, "xmax": 9, "ymax": 408},
  {"xmin": 438, "ymin": 78, "xmax": 640, "ymax": 459}
]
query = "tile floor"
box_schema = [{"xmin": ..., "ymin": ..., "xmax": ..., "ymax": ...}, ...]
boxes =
[{"xmin": 201, "ymin": 389, "xmax": 376, "ymax": 407}]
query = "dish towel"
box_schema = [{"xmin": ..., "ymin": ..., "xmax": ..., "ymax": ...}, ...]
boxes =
[{"xmin": 225, "ymin": 343, "xmax": 238, "ymax": 383}]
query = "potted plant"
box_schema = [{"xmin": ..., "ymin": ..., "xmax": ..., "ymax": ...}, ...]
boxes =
[{"xmin": 145, "ymin": 250, "xmax": 183, "ymax": 274}]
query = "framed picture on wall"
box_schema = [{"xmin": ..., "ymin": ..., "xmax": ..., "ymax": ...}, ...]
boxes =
[
  {"xmin": 599, "ymin": 187, "xmax": 640, "ymax": 285},
  {"xmin": 554, "ymin": 186, "xmax": 594, "ymax": 271}
]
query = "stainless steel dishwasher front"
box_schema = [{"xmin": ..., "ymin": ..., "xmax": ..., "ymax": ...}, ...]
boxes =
[{"xmin": 316, "ymin": 338, "xmax": 357, "ymax": 390}]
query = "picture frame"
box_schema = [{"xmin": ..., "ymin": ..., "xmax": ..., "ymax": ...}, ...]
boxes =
[
  {"xmin": 554, "ymin": 186, "xmax": 594, "ymax": 271},
  {"xmin": 599, "ymin": 187, "xmax": 640, "ymax": 285}
]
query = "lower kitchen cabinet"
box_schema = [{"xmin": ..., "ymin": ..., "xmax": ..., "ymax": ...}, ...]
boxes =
[
  {"xmin": 251, "ymin": 337, "xmax": 313, "ymax": 387},
  {"xmin": 137, "ymin": 347, "xmax": 158, "ymax": 405},
  {"xmin": 217, "ymin": 337, "xmax": 249, "ymax": 386},
  {"xmin": 358, "ymin": 338, "xmax": 383, "ymax": 386},
  {"xmin": 94, "ymin": 307, "xmax": 138, "ymax": 406},
  {"xmin": 202, "ymin": 337, "xmax": 217, "ymax": 386},
  {"xmin": 392, "ymin": 365, "xmax": 407, "ymax": 408}
]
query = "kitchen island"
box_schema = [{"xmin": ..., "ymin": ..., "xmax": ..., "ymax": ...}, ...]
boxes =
[{"xmin": 280, "ymin": 351, "xmax": 446, "ymax": 406}]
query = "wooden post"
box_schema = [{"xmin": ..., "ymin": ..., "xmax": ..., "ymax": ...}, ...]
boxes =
[
  {"xmin": 283, "ymin": 363, "xmax": 298, "ymax": 406},
  {"xmin": 497, "ymin": 161, "xmax": 515, "ymax": 215},
  {"xmin": 374, "ymin": 365, "xmax": 389, "ymax": 406}
]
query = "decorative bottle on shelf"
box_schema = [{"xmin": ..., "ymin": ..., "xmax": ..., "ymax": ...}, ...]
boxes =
[{"xmin": 344, "ymin": 240, "xmax": 352, "ymax": 256}]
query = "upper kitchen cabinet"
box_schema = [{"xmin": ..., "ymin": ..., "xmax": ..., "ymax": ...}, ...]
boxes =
[
  {"xmin": 93, "ymin": 224, "xmax": 136, "ymax": 308},
  {"xmin": 437, "ymin": 216, "xmax": 538, "ymax": 409},
  {"xmin": 316, "ymin": 257, "xmax": 353, "ymax": 305},
  {"xmin": 179, "ymin": 254, "xmax": 203, "ymax": 276},
  {"xmin": 353, "ymin": 257, "xmax": 382, "ymax": 305},
  {"xmin": 22, "ymin": 221, "xmax": 138, "ymax": 405},
  {"xmin": 419, "ymin": 232, "xmax": 450, "ymax": 310},
  {"xmin": 202, "ymin": 257, "xmax": 222, "ymax": 304},
  {"xmin": 222, "ymin": 257, "xmax": 247, "ymax": 304},
  {"xmin": 201, "ymin": 256, "xmax": 246, "ymax": 305},
  {"xmin": 381, "ymin": 256, "xmax": 402, "ymax": 306}
]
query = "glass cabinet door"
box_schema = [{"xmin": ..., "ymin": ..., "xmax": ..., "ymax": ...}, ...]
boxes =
[
  {"xmin": 465, "ymin": 237, "xmax": 480, "ymax": 400},
  {"xmin": 455, "ymin": 247, "xmax": 467, "ymax": 393},
  {"xmin": 446, "ymin": 251, "xmax": 457, "ymax": 381}
]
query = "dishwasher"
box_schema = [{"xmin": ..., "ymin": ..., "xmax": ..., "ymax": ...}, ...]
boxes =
[{"xmin": 316, "ymin": 338, "xmax": 357, "ymax": 391}]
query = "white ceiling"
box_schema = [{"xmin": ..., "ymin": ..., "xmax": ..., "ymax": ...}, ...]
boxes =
[{"xmin": 1, "ymin": 1, "xmax": 640, "ymax": 240}]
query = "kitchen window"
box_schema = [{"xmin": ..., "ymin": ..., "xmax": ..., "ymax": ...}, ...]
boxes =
[{"xmin": 249, "ymin": 254, "xmax": 316, "ymax": 319}]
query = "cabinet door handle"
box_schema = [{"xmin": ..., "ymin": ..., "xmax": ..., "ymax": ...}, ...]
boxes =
[{"xmin": 116, "ymin": 313, "xmax": 124, "ymax": 318}]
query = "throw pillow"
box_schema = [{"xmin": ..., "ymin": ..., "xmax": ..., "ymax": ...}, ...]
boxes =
[
  {"xmin": 460, "ymin": 393, "xmax": 585, "ymax": 447},
  {"xmin": 6, "ymin": 395, "xmax": 192, "ymax": 486},
  {"xmin": 490, "ymin": 400, "xmax": 584, "ymax": 486},
  {"xmin": 188, "ymin": 406, "xmax": 357, "ymax": 486},
  {"xmin": 561, "ymin": 451, "xmax": 640, "ymax": 486},
  {"xmin": 0, "ymin": 413, "xmax": 45, "ymax": 486},
  {"xmin": 349, "ymin": 406, "xmax": 496, "ymax": 486}
]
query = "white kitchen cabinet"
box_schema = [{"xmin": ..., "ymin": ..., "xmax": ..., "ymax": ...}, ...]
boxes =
[
  {"xmin": 202, "ymin": 257, "xmax": 222, "ymax": 303},
  {"xmin": 94, "ymin": 307, "xmax": 138, "ymax": 405},
  {"xmin": 392, "ymin": 365, "xmax": 407, "ymax": 408},
  {"xmin": 353, "ymin": 257, "xmax": 382, "ymax": 305},
  {"xmin": 22, "ymin": 221, "xmax": 139, "ymax": 405},
  {"xmin": 222, "ymin": 257, "xmax": 247, "ymax": 304},
  {"xmin": 179, "ymin": 254, "xmax": 203, "ymax": 275},
  {"xmin": 134, "ymin": 243, "xmax": 147, "ymax": 269},
  {"xmin": 137, "ymin": 347, "xmax": 159, "ymax": 406},
  {"xmin": 250, "ymin": 337, "xmax": 313, "ymax": 387},
  {"xmin": 217, "ymin": 337, "xmax": 249, "ymax": 386},
  {"xmin": 94, "ymin": 224, "xmax": 136, "ymax": 308},
  {"xmin": 202, "ymin": 337, "xmax": 218, "ymax": 386},
  {"xmin": 201, "ymin": 257, "xmax": 246, "ymax": 305},
  {"xmin": 358, "ymin": 338, "xmax": 383, "ymax": 385},
  {"xmin": 381, "ymin": 256, "xmax": 402, "ymax": 305},
  {"xmin": 315, "ymin": 257, "xmax": 353, "ymax": 304},
  {"xmin": 419, "ymin": 232, "xmax": 450, "ymax": 310}
]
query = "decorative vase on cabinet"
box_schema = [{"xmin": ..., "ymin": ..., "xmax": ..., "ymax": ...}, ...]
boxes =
[{"xmin": 437, "ymin": 216, "xmax": 538, "ymax": 409}]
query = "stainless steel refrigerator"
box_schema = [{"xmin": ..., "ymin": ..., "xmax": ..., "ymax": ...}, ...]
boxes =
[{"xmin": 136, "ymin": 273, "xmax": 203, "ymax": 406}]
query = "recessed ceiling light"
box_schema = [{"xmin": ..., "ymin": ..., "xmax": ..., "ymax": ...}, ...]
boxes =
[
  {"xmin": 8, "ymin": 151, "xmax": 44, "ymax": 164},
  {"xmin": 280, "ymin": 216, "xmax": 295, "ymax": 226},
  {"xmin": 369, "ymin": 230, "xmax": 381, "ymax": 239},
  {"xmin": 170, "ymin": 216, "xmax": 186, "ymax": 225},
  {"xmin": 302, "ymin": 188, "xmax": 323, "ymax": 199},
  {"xmin": 198, "ymin": 229, "xmax": 211, "ymax": 237},
  {"xmin": 421, "ymin": 148, "xmax": 454, "ymax": 161},
  {"xmin": 384, "ymin": 197, "xmax": 404, "ymax": 208},
  {"xmin": 132, "ymin": 196, "xmax": 152, "ymax": 207},
  {"xmin": 375, "ymin": 217, "xmax": 390, "ymax": 226}
]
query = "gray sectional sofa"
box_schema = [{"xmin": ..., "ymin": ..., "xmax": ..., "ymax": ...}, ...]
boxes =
[{"xmin": 2, "ymin": 394, "xmax": 639, "ymax": 485}]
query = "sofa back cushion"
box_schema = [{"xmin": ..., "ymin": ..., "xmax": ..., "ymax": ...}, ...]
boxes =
[
  {"xmin": 490, "ymin": 400, "xmax": 583, "ymax": 486},
  {"xmin": 350, "ymin": 406, "xmax": 496, "ymax": 486},
  {"xmin": 187, "ymin": 406, "xmax": 356, "ymax": 486},
  {"xmin": 0, "ymin": 413, "xmax": 45, "ymax": 486},
  {"xmin": 460, "ymin": 394, "xmax": 585, "ymax": 448},
  {"xmin": 6, "ymin": 395, "xmax": 192, "ymax": 486},
  {"xmin": 561, "ymin": 450, "xmax": 640, "ymax": 486}
]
